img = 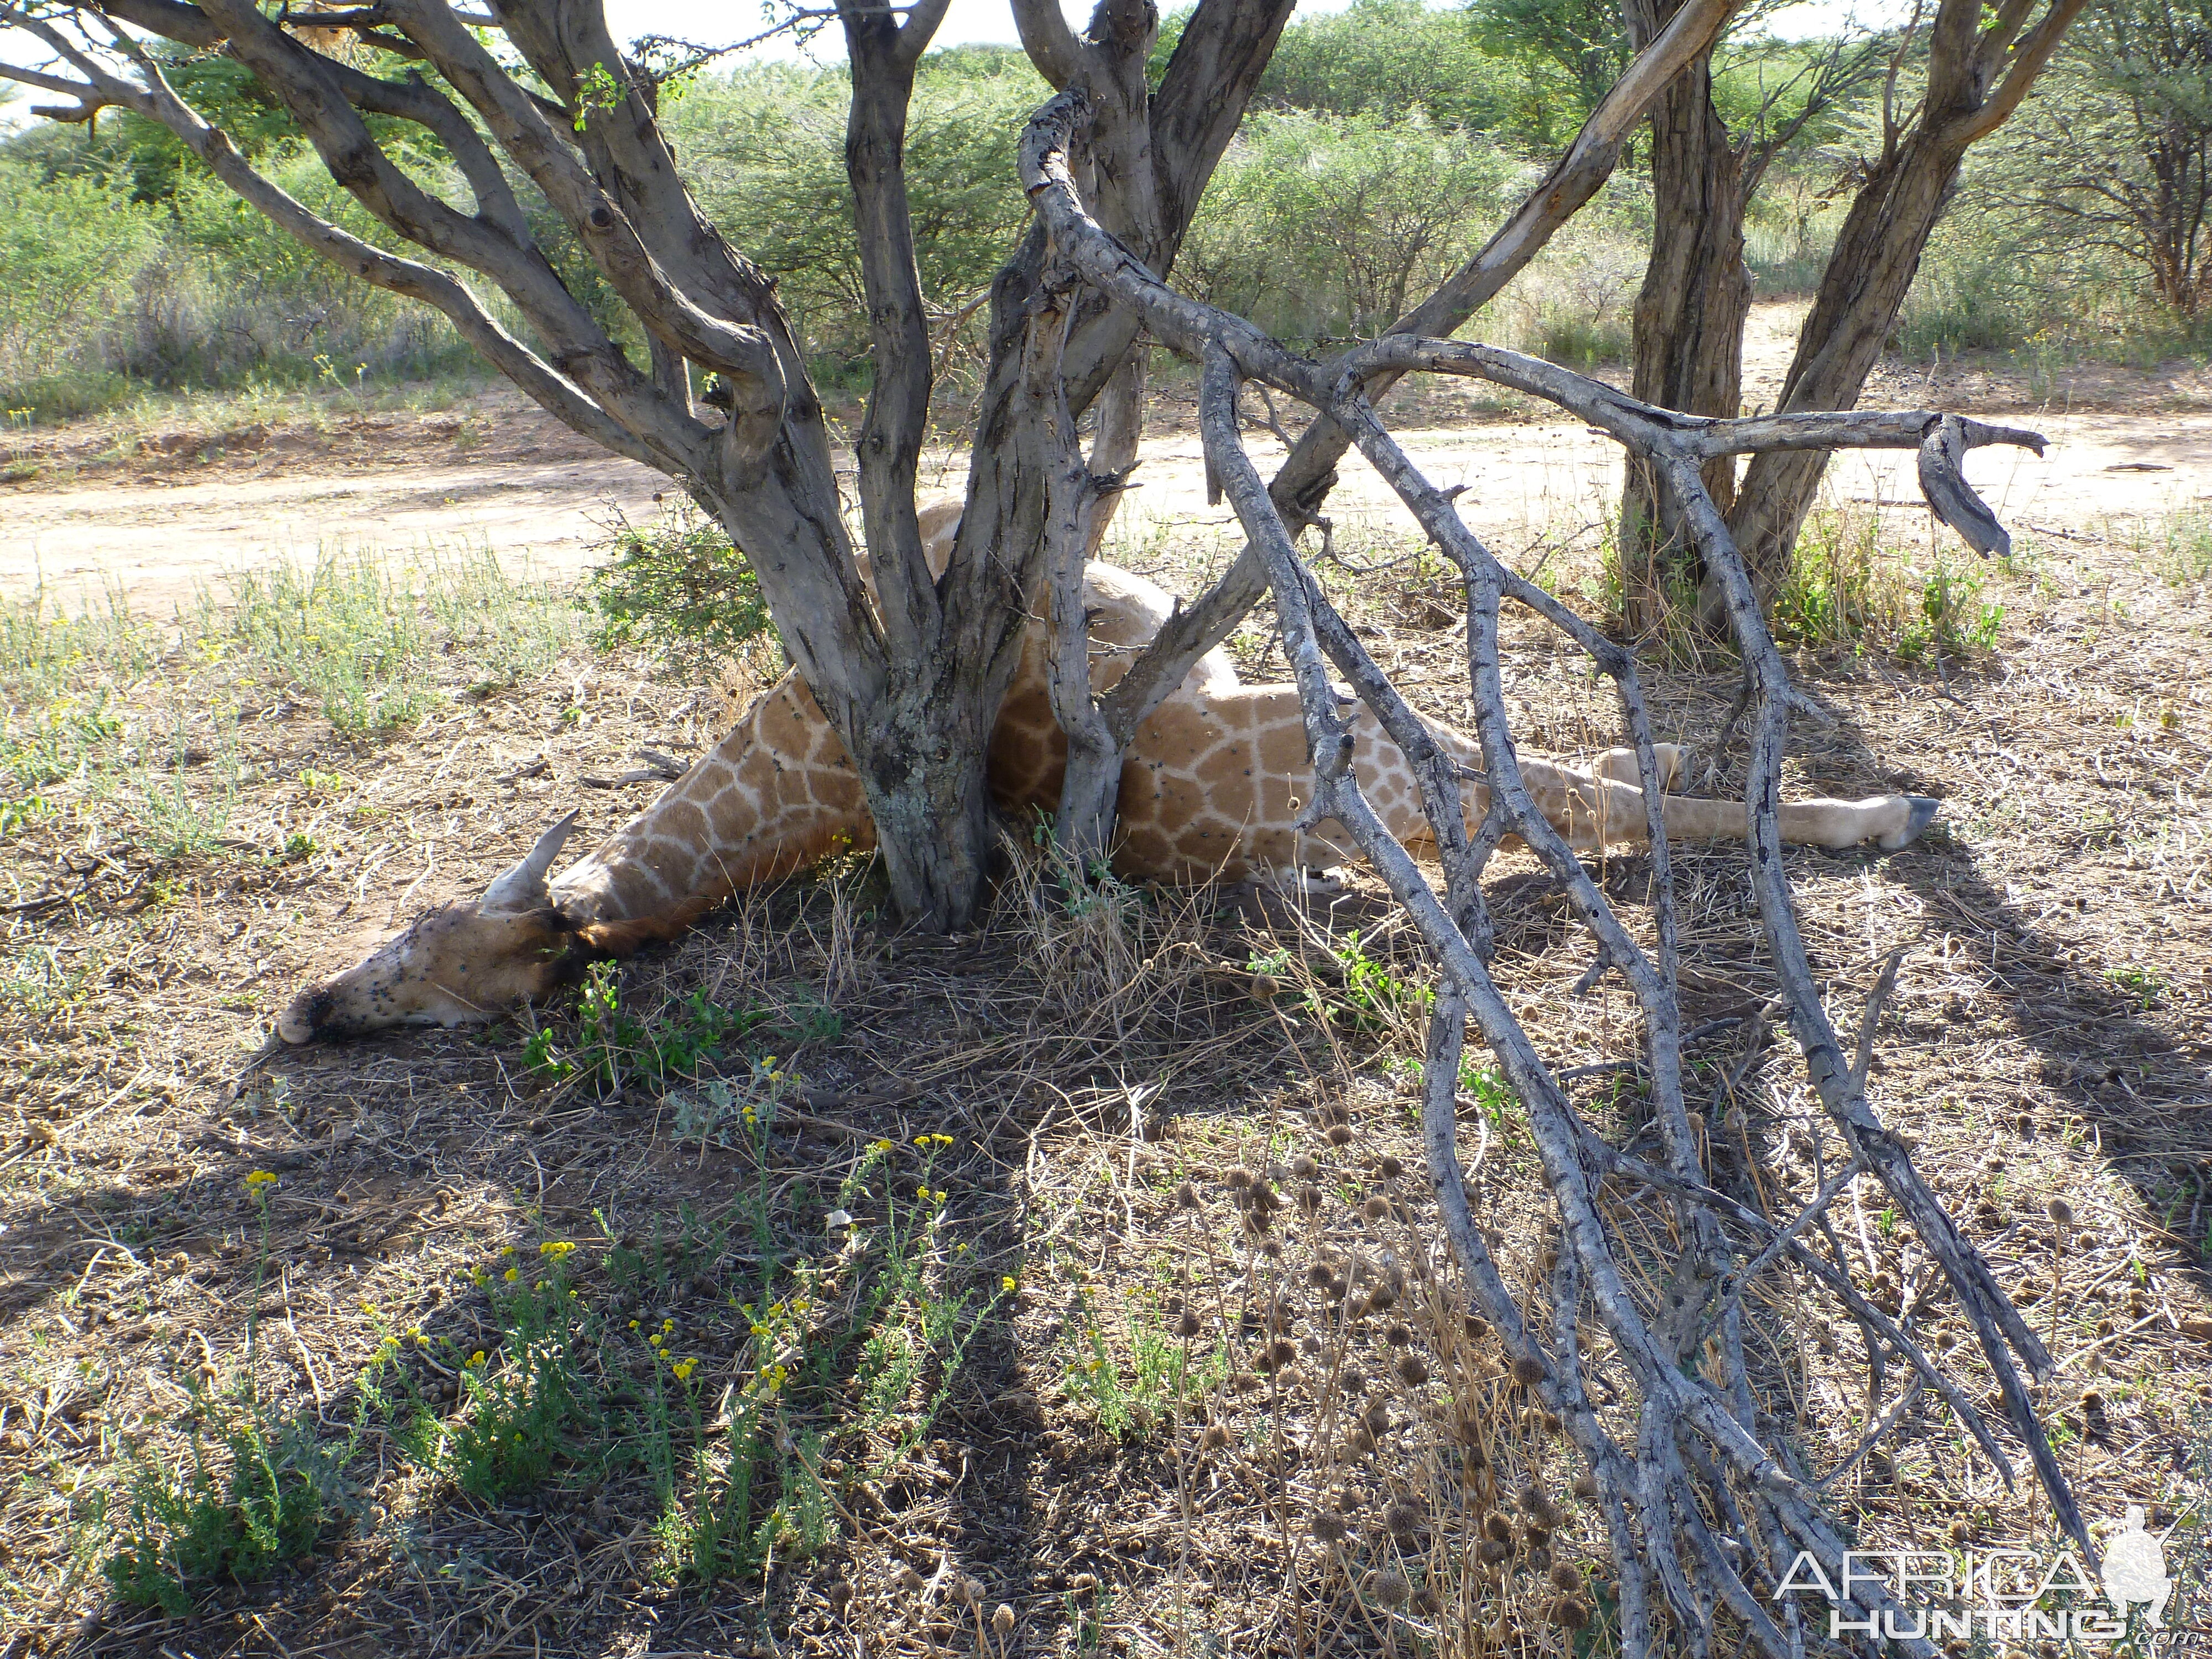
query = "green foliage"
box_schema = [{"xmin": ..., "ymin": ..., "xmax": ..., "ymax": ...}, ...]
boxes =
[
  {"xmin": 417, "ymin": 1259, "xmax": 597, "ymax": 1500},
  {"xmin": 663, "ymin": 58, "xmax": 1043, "ymax": 375},
  {"xmin": 1771, "ymin": 506, "xmax": 2006, "ymax": 658},
  {"xmin": 1058, "ymin": 1290, "xmax": 1227, "ymax": 1441},
  {"xmin": 101, "ymin": 1392, "xmax": 353, "ymax": 1615},
  {"xmin": 533, "ymin": 963, "xmax": 839, "ymax": 1093},
  {"xmin": 1178, "ymin": 110, "xmax": 1515, "ymax": 341},
  {"xmin": 1253, "ymin": 0, "xmax": 1537, "ymax": 141},
  {"xmin": 582, "ymin": 503, "xmax": 777, "ymax": 680},
  {"xmin": 101, "ymin": 1174, "xmax": 367, "ymax": 1613},
  {"xmin": 1468, "ymin": 0, "xmax": 1631, "ymax": 138}
]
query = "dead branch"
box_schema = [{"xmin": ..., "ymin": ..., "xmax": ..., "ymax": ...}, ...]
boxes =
[{"xmin": 1022, "ymin": 84, "xmax": 2088, "ymax": 1653}]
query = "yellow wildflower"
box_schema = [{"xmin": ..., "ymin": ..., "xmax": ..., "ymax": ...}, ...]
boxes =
[
  {"xmin": 872, "ymin": 1139, "xmax": 894, "ymax": 1154},
  {"xmin": 469, "ymin": 1350, "xmax": 487, "ymax": 1368},
  {"xmin": 672, "ymin": 1358, "xmax": 697, "ymax": 1381},
  {"xmin": 629, "ymin": 1319, "xmax": 641, "ymax": 1330},
  {"xmin": 539, "ymin": 1240, "xmax": 576, "ymax": 1259},
  {"xmin": 243, "ymin": 1170, "xmax": 279, "ymax": 1193},
  {"xmin": 503, "ymin": 1267, "xmax": 520, "ymax": 1284},
  {"xmin": 1002, "ymin": 1276, "xmax": 1019, "ymax": 1293}
]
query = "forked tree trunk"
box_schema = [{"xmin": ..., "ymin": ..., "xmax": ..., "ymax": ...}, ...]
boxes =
[
  {"xmin": 1619, "ymin": 0, "xmax": 1750, "ymax": 637},
  {"xmin": 1708, "ymin": 0, "xmax": 2090, "ymax": 620},
  {"xmin": 1713, "ymin": 131, "xmax": 1964, "ymax": 618}
]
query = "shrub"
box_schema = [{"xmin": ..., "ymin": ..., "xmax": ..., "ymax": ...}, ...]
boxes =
[{"xmin": 583, "ymin": 503, "xmax": 778, "ymax": 681}]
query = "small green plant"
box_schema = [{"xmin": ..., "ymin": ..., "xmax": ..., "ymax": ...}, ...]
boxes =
[
  {"xmin": 546, "ymin": 966, "xmax": 839, "ymax": 1093},
  {"xmin": 1058, "ymin": 1292, "xmax": 1224, "ymax": 1441},
  {"xmin": 2105, "ymin": 964, "xmax": 2168, "ymax": 1010},
  {"xmin": 2161, "ymin": 511, "xmax": 2212, "ymax": 585},
  {"xmin": 1323, "ymin": 929, "xmax": 1433, "ymax": 1031},
  {"xmin": 1459, "ymin": 1058, "xmax": 1517, "ymax": 1128},
  {"xmin": 424, "ymin": 1246, "xmax": 599, "ymax": 1500},
  {"xmin": 100, "ymin": 1171, "xmax": 367, "ymax": 1613},
  {"xmin": 583, "ymin": 504, "xmax": 776, "ymax": 681}
]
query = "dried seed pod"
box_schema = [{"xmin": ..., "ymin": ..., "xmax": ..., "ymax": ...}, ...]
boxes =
[
  {"xmin": 1551, "ymin": 1597, "xmax": 1591, "ymax": 1632},
  {"xmin": 1522, "ymin": 1484, "xmax": 1559, "ymax": 1526},
  {"xmin": 1270, "ymin": 1339, "xmax": 1298, "ymax": 1369},
  {"xmin": 1234, "ymin": 1371, "xmax": 1264, "ymax": 1393},
  {"xmin": 1396, "ymin": 1354, "xmax": 1430, "ymax": 1387},
  {"xmin": 1540, "ymin": 1248, "xmax": 1559, "ymax": 1275},
  {"xmin": 1201, "ymin": 1422, "xmax": 1232, "ymax": 1451},
  {"xmin": 992, "ymin": 1605, "xmax": 1015, "ymax": 1635},
  {"xmin": 1361, "ymin": 1195, "xmax": 1389, "ymax": 1222},
  {"xmin": 1947, "ymin": 1516, "xmax": 1973, "ymax": 1545},
  {"xmin": 1411, "ymin": 1584, "xmax": 1440, "ymax": 1616},
  {"xmin": 1363, "ymin": 1401, "xmax": 1391, "ymax": 1436},
  {"xmin": 1510, "ymin": 1354, "xmax": 1547, "ymax": 1387},
  {"xmin": 2048, "ymin": 1197, "xmax": 2074, "ymax": 1224},
  {"xmin": 1326, "ymin": 1124, "xmax": 1355, "ymax": 1147},
  {"xmin": 1526, "ymin": 1545, "xmax": 1553, "ymax": 1574},
  {"xmin": 1540, "ymin": 1411, "xmax": 1562, "ymax": 1437},
  {"xmin": 1174, "ymin": 1182, "xmax": 1199, "ymax": 1211},
  {"xmin": 1550, "ymin": 1562, "xmax": 1582, "ymax": 1594},
  {"xmin": 1378, "ymin": 1153, "xmax": 1405, "ymax": 1180},
  {"xmin": 1339, "ymin": 1368, "xmax": 1368, "ymax": 1397},
  {"xmin": 951, "ymin": 1576, "xmax": 982, "ymax": 1606},
  {"xmin": 1242, "ymin": 1205, "xmax": 1274, "ymax": 1235},
  {"xmin": 1685, "ymin": 1112, "xmax": 1705, "ymax": 1138},
  {"xmin": 1463, "ymin": 1313, "xmax": 1488, "ymax": 1340},
  {"xmin": 1367, "ymin": 1282, "xmax": 1398, "ymax": 1312},
  {"xmin": 1300, "ymin": 1333, "xmax": 1322, "ymax": 1356},
  {"xmin": 1449, "ymin": 1411, "xmax": 1483, "ymax": 1446},
  {"xmin": 1383, "ymin": 1501, "xmax": 1422, "ymax": 1541},
  {"xmin": 898, "ymin": 1566, "xmax": 927, "ymax": 1593},
  {"xmin": 1177, "ymin": 1309, "xmax": 1203, "ymax": 1339},
  {"xmin": 1363, "ymin": 1569, "xmax": 1411, "ymax": 1607},
  {"xmin": 1477, "ymin": 1538, "xmax": 1512, "ymax": 1567},
  {"xmin": 1225, "ymin": 1167, "xmax": 1254, "ymax": 1190},
  {"xmin": 1572, "ymin": 1470, "xmax": 1598, "ymax": 1500},
  {"xmin": 1311, "ymin": 1510, "xmax": 1349, "ymax": 1545},
  {"xmin": 1344, "ymin": 1426, "xmax": 1377, "ymax": 1457},
  {"xmin": 1384, "ymin": 1322, "xmax": 1411, "ymax": 1347},
  {"xmin": 1259, "ymin": 1237, "xmax": 1284, "ymax": 1259},
  {"xmin": 1483, "ymin": 1512, "xmax": 1514, "ymax": 1545},
  {"xmin": 1306, "ymin": 1262, "xmax": 1334, "ymax": 1290},
  {"xmin": 1297, "ymin": 1183, "xmax": 1323, "ymax": 1214},
  {"xmin": 1290, "ymin": 1154, "xmax": 1321, "ymax": 1180}
]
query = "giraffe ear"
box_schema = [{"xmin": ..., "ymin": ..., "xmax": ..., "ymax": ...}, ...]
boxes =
[{"xmin": 483, "ymin": 811, "xmax": 578, "ymax": 915}]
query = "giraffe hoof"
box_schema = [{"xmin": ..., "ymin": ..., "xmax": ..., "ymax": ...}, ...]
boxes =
[{"xmin": 1877, "ymin": 796, "xmax": 1940, "ymax": 850}]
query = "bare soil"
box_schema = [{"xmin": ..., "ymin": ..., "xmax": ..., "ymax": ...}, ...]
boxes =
[
  {"xmin": 8, "ymin": 303, "xmax": 2212, "ymax": 612},
  {"xmin": 3, "ymin": 321, "xmax": 2212, "ymax": 1656}
]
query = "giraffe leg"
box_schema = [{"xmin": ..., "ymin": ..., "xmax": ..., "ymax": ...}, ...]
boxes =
[
  {"xmin": 1589, "ymin": 744, "xmax": 1686, "ymax": 791},
  {"xmin": 1519, "ymin": 759, "xmax": 1939, "ymax": 852}
]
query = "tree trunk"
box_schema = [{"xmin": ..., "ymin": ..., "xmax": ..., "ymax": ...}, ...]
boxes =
[
  {"xmin": 1712, "ymin": 131, "xmax": 1963, "ymax": 619},
  {"xmin": 858, "ymin": 677, "xmax": 1003, "ymax": 930},
  {"xmin": 1619, "ymin": 0, "xmax": 1750, "ymax": 638}
]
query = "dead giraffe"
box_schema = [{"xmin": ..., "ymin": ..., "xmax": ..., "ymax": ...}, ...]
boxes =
[{"xmin": 275, "ymin": 503, "xmax": 1936, "ymax": 1041}]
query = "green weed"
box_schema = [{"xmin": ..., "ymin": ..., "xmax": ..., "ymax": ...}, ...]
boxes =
[
  {"xmin": 583, "ymin": 503, "xmax": 776, "ymax": 682},
  {"xmin": 2104, "ymin": 964, "xmax": 2168, "ymax": 1010},
  {"xmin": 100, "ymin": 1172, "xmax": 372, "ymax": 1614},
  {"xmin": 533, "ymin": 963, "xmax": 841, "ymax": 1094},
  {"xmin": 1057, "ymin": 1290, "xmax": 1226, "ymax": 1441}
]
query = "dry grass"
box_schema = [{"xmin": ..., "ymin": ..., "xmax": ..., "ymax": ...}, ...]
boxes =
[{"xmin": 3, "ymin": 500, "xmax": 2211, "ymax": 1657}]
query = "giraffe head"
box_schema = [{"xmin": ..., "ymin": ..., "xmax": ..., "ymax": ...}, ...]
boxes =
[{"xmin": 276, "ymin": 813, "xmax": 587, "ymax": 1043}]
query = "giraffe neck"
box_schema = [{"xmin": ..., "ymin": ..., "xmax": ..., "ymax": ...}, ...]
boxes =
[{"xmin": 550, "ymin": 672, "xmax": 869, "ymax": 931}]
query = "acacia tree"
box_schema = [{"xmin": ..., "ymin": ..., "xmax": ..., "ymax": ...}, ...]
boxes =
[{"xmin": 2, "ymin": 7, "xmax": 2102, "ymax": 1643}]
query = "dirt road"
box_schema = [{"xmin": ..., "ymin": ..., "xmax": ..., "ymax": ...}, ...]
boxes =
[{"xmin": 7, "ymin": 340, "xmax": 2212, "ymax": 612}]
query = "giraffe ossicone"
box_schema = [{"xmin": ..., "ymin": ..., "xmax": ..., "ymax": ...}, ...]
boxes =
[{"xmin": 276, "ymin": 507, "xmax": 1937, "ymax": 1042}]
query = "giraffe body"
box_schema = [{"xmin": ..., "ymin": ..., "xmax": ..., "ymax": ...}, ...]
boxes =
[{"xmin": 276, "ymin": 513, "xmax": 1936, "ymax": 1042}]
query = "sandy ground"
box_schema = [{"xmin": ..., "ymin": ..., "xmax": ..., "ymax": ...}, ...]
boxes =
[
  {"xmin": 7, "ymin": 300, "xmax": 2212, "ymax": 611},
  {"xmin": 8, "ymin": 404, "xmax": 2212, "ymax": 614}
]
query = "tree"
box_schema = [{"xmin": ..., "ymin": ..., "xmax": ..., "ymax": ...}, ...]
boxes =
[
  {"xmin": 1714, "ymin": 0, "xmax": 2088, "ymax": 613},
  {"xmin": 2, "ymin": 2, "xmax": 2098, "ymax": 1640},
  {"xmin": 1995, "ymin": 0, "xmax": 2212, "ymax": 316}
]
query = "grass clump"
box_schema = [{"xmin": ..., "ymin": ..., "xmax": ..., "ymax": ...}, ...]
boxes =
[{"xmin": 1771, "ymin": 505, "xmax": 2006, "ymax": 659}]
